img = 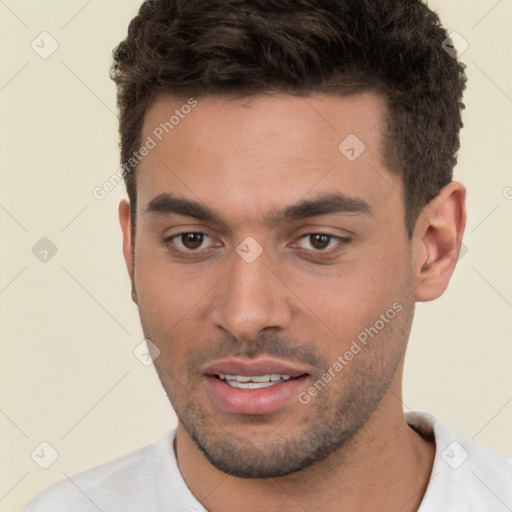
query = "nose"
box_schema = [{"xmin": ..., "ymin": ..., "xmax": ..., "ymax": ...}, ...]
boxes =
[{"xmin": 209, "ymin": 249, "xmax": 293, "ymax": 342}]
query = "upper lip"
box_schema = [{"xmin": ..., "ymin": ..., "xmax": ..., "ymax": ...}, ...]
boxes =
[{"xmin": 202, "ymin": 357, "xmax": 310, "ymax": 378}]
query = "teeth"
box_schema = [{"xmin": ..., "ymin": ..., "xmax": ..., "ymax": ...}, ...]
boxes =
[
  {"xmin": 218, "ymin": 373, "xmax": 293, "ymax": 385},
  {"xmin": 250, "ymin": 375, "xmax": 272, "ymax": 383},
  {"xmin": 225, "ymin": 374, "xmax": 251, "ymax": 382},
  {"xmin": 226, "ymin": 381, "xmax": 276, "ymax": 389}
]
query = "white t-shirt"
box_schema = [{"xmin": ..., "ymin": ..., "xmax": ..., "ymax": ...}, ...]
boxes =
[{"xmin": 24, "ymin": 411, "xmax": 512, "ymax": 511}]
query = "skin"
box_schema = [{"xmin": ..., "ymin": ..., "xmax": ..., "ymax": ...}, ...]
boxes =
[{"xmin": 119, "ymin": 92, "xmax": 466, "ymax": 511}]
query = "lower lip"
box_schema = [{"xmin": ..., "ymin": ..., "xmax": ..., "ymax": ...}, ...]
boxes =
[{"xmin": 205, "ymin": 375, "xmax": 308, "ymax": 415}]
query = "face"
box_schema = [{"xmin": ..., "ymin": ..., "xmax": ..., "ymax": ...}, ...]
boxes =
[{"xmin": 121, "ymin": 92, "xmax": 418, "ymax": 478}]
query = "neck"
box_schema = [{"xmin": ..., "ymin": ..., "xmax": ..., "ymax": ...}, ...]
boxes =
[{"xmin": 175, "ymin": 380, "xmax": 435, "ymax": 512}]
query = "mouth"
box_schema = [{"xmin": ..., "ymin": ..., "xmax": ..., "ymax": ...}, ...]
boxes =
[{"xmin": 203, "ymin": 358, "xmax": 310, "ymax": 415}]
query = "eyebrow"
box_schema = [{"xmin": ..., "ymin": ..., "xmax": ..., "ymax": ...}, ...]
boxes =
[
  {"xmin": 269, "ymin": 192, "xmax": 372, "ymax": 223},
  {"xmin": 144, "ymin": 191, "xmax": 372, "ymax": 226},
  {"xmin": 145, "ymin": 194, "xmax": 223, "ymax": 223}
]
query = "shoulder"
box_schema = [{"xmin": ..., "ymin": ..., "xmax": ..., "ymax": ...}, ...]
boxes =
[
  {"xmin": 407, "ymin": 411, "xmax": 512, "ymax": 511},
  {"xmin": 24, "ymin": 430, "xmax": 178, "ymax": 512}
]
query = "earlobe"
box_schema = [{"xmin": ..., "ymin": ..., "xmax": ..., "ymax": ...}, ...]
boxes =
[
  {"xmin": 412, "ymin": 181, "xmax": 466, "ymax": 302},
  {"xmin": 118, "ymin": 199, "xmax": 137, "ymax": 304}
]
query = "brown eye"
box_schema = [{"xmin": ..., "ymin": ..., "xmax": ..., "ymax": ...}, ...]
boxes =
[
  {"xmin": 309, "ymin": 234, "xmax": 331, "ymax": 250},
  {"xmin": 293, "ymin": 233, "xmax": 351, "ymax": 258},
  {"xmin": 163, "ymin": 231, "xmax": 220, "ymax": 259},
  {"xmin": 180, "ymin": 233, "xmax": 205, "ymax": 249}
]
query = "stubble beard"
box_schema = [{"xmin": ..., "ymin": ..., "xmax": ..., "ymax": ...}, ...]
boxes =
[
  {"xmin": 154, "ymin": 337, "xmax": 407, "ymax": 479},
  {"xmin": 140, "ymin": 277, "xmax": 414, "ymax": 479}
]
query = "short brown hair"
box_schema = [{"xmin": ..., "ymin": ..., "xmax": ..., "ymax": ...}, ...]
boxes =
[{"xmin": 111, "ymin": 0, "xmax": 467, "ymax": 238}]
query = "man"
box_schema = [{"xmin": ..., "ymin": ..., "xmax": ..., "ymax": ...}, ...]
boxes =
[{"xmin": 25, "ymin": 0, "xmax": 512, "ymax": 510}]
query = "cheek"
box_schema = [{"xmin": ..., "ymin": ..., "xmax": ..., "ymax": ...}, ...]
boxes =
[
  {"xmin": 133, "ymin": 248, "xmax": 223, "ymax": 363},
  {"xmin": 283, "ymin": 245, "xmax": 411, "ymax": 342},
  {"xmin": 134, "ymin": 245, "xmax": 205, "ymax": 320}
]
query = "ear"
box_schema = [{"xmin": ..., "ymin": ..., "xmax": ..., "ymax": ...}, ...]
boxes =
[
  {"xmin": 412, "ymin": 181, "xmax": 466, "ymax": 302},
  {"xmin": 118, "ymin": 199, "xmax": 137, "ymax": 304}
]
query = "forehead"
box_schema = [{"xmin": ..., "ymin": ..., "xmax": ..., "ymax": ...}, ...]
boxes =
[{"xmin": 136, "ymin": 92, "xmax": 403, "ymax": 229}]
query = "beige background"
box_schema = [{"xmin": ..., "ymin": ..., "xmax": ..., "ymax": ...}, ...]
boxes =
[{"xmin": 1, "ymin": 1, "xmax": 511, "ymax": 510}]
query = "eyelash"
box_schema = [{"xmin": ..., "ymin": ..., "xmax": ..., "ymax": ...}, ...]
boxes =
[
  {"xmin": 291, "ymin": 233, "xmax": 350, "ymax": 256},
  {"xmin": 163, "ymin": 232, "xmax": 351, "ymax": 260}
]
